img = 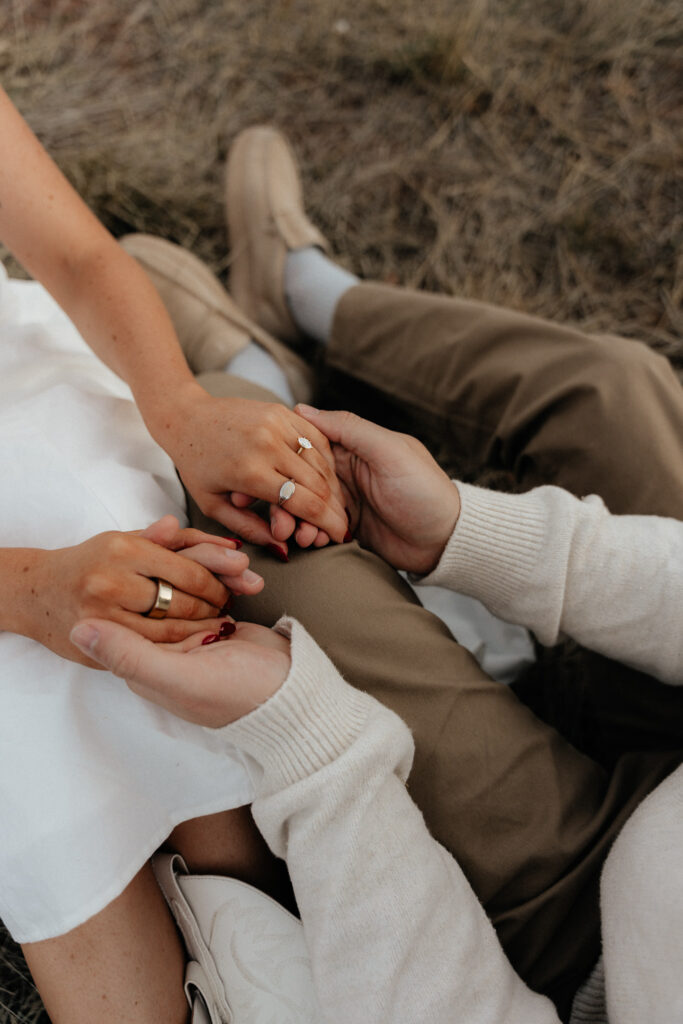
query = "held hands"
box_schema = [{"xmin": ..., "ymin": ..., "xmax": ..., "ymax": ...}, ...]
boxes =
[
  {"xmin": 160, "ymin": 387, "xmax": 349, "ymax": 551},
  {"xmin": 71, "ymin": 618, "xmax": 291, "ymax": 728},
  {"xmin": 297, "ymin": 406, "xmax": 461, "ymax": 576},
  {"xmin": 25, "ymin": 515, "xmax": 263, "ymax": 668}
]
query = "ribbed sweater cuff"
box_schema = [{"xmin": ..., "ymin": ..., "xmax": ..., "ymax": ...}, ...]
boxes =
[
  {"xmin": 416, "ymin": 483, "xmax": 550, "ymax": 611},
  {"xmin": 217, "ymin": 618, "xmax": 373, "ymax": 796}
]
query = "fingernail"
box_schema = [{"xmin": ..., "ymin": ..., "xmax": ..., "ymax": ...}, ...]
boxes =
[
  {"xmin": 296, "ymin": 403, "xmax": 319, "ymax": 416},
  {"xmin": 226, "ymin": 536, "xmax": 243, "ymax": 549},
  {"xmin": 201, "ymin": 633, "xmax": 220, "ymax": 645},
  {"xmin": 219, "ymin": 621, "xmax": 236, "ymax": 638},
  {"xmin": 343, "ymin": 529, "xmax": 353, "ymax": 543},
  {"xmin": 243, "ymin": 568, "xmax": 264, "ymax": 583},
  {"xmin": 266, "ymin": 543, "xmax": 289, "ymax": 563},
  {"xmin": 218, "ymin": 596, "xmax": 232, "ymax": 615},
  {"xmin": 70, "ymin": 623, "xmax": 99, "ymax": 652}
]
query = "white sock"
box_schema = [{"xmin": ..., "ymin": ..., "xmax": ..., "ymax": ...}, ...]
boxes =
[
  {"xmin": 225, "ymin": 341, "xmax": 295, "ymax": 406},
  {"xmin": 284, "ymin": 247, "xmax": 358, "ymax": 343}
]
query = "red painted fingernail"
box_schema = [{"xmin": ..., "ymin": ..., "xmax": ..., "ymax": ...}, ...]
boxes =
[
  {"xmin": 201, "ymin": 633, "xmax": 220, "ymax": 645},
  {"xmin": 218, "ymin": 596, "xmax": 232, "ymax": 615},
  {"xmin": 226, "ymin": 536, "xmax": 243, "ymax": 549},
  {"xmin": 267, "ymin": 543, "xmax": 289, "ymax": 563},
  {"xmin": 343, "ymin": 529, "xmax": 353, "ymax": 543},
  {"xmin": 219, "ymin": 621, "xmax": 236, "ymax": 638}
]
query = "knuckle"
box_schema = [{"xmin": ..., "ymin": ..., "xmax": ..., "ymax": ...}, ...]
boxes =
[
  {"xmin": 266, "ymin": 404, "xmax": 286, "ymax": 425},
  {"xmin": 107, "ymin": 533, "xmax": 132, "ymax": 558},
  {"xmin": 110, "ymin": 646, "xmax": 142, "ymax": 682},
  {"xmin": 181, "ymin": 596, "xmax": 205, "ymax": 620},
  {"xmin": 242, "ymin": 468, "xmax": 265, "ymax": 495},
  {"xmin": 313, "ymin": 478, "xmax": 331, "ymax": 503},
  {"xmin": 164, "ymin": 619, "xmax": 190, "ymax": 643},
  {"xmin": 340, "ymin": 410, "xmax": 359, "ymax": 436},
  {"xmin": 182, "ymin": 560, "xmax": 207, "ymax": 594},
  {"xmin": 83, "ymin": 571, "xmax": 113, "ymax": 601},
  {"xmin": 254, "ymin": 420, "xmax": 276, "ymax": 447},
  {"xmin": 304, "ymin": 494, "xmax": 326, "ymax": 521}
]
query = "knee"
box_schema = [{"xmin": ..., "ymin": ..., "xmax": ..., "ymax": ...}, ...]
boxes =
[
  {"xmin": 579, "ymin": 335, "xmax": 671, "ymax": 414},
  {"xmin": 560, "ymin": 335, "xmax": 676, "ymax": 460}
]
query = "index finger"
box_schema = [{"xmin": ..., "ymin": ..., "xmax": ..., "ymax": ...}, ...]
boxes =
[
  {"xmin": 291, "ymin": 415, "xmax": 346, "ymax": 506},
  {"xmin": 141, "ymin": 539, "xmax": 228, "ymax": 609}
]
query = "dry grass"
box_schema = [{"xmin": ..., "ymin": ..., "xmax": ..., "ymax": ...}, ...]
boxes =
[{"xmin": 1, "ymin": 0, "xmax": 681, "ymax": 1018}]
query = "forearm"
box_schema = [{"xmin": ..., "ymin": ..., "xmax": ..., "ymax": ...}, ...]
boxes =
[
  {"xmin": 0, "ymin": 86, "xmax": 202, "ymax": 447},
  {"xmin": 61, "ymin": 239, "xmax": 204, "ymax": 442},
  {"xmin": 420, "ymin": 483, "xmax": 683, "ymax": 684},
  {"xmin": 223, "ymin": 621, "xmax": 559, "ymax": 1024}
]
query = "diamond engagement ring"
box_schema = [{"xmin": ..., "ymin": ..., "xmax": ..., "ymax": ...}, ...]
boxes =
[
  {"xmin": 278, "ymin": 479, "xmax": 296, "ymax": 506},
  {"xmin": 296, "ymin": 436, "xmax": 312, "ymax": 455},
  {"xmin": 146, "ymin": 578, "xmax": 173, "ymax": 619}
]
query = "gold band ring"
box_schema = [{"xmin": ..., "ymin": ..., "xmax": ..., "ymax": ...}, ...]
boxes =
[{"xmin": 146, "ymin": 578, "xmax": 173, "ymax": 619}]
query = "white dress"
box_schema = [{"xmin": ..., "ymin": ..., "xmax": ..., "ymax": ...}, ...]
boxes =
[{"xmin": 0, "ymin": 263, "xmax": 254, "ymax": 944}]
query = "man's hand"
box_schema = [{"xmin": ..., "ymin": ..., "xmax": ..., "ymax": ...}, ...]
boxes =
[
  {"xmin": 70, "ymin": 618, "xmax": 291, "ymax": 727},
  {"xmin": 297, "ymin": 406, "xmax": 460, "ymax": 575}
]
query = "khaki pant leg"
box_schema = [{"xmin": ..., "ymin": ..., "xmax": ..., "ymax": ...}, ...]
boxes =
[
  {"xmin": 192, "ymin": 371, "xmax": 674, "ymax": 1016},
  {"xmin": 327, "ymin": 285, "xmax": 683, "ymax": 756},
  {"xmin": 327, "ymin": 284, "xmax": 683, "ymax": 518}
]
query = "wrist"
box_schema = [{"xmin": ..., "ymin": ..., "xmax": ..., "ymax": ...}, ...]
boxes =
[
  {"xmin": 138, "ymin": 377, "xmax": 208, "ymax": 451},
  {"xmin": 416, "ymin": 480, "xmax": 461, "ymax": 576},
  {"xmin": 0, "ymin": 547, "xmax": 53, "ymax": 639}
]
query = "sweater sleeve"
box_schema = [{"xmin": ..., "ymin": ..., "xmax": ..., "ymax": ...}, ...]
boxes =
[
  {"xmin": 218, "ymin": 617, "xmax": 560, "ymax": 1024},
  {"xmin": 416, "ymin": 483, "xmax": 683, "ymax": 685}
]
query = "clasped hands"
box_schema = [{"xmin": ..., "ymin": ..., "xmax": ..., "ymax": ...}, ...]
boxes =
[
  {"xmin": 72, "ymin": 407, "xmax": 461, "ymax": 722},
  {"xmin": 160, "ymin": 387, "xmax": 350, "ymax": 552}
]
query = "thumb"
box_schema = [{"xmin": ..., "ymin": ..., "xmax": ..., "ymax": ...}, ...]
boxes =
[
  {"xmin": 296, "ymin": 405, "xmax": 390, "ymax": 465},
  {"xmin": 70, "ymin": 619, "xmax": 176, "ymax": 693}
]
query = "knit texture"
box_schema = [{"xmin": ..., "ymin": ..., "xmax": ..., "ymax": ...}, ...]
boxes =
[
  {"xmin": 220, "ymin": 618, "xmax": 560, "ymax": 1024},
  {"xmin": 220, "ymin": 617, "xmax": 407, "ymax": 795},
  {"xmin": 215, "ymin": 484, "xmax": 683, "ymax": 1023},
  {"xmin": 419, "ymin": 483, "xmax": 683, "ymax": 683}
]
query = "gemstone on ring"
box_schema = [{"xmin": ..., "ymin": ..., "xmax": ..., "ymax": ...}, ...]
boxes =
[
  {"xmin": 297, "ymin": 437, "xmax": 312, "ymax": 449},
  {"xmin": 278, "ymin": 479, "xmax": 296, "ymax": 505}
]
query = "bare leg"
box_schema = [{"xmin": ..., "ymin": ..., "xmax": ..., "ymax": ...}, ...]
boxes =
[
  {"xmin": 22, "ymin": 862, "xmax": 187, "ymax": 1024},
  {"xmin": 168, "ymin": 806, "xmax": 295, "ymax": 910}
]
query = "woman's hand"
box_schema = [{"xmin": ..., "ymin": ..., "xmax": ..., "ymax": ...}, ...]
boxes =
[
  {"xmin": 297, "ymin": 406, "xmax": 461, "ymax": 575},
  {"xmin": 71, "ymin": 618, "xmax": 291, "ymax": 727},
  {"xmin": 157, "ymin": 387, "xmax": 348, "ymax": 549},
  {"xmin": 17, "ymin": 516, "xmax": 263, "ymax": 668},
  {"xmin": 0, "ymin": 90, "xmax": 343, "ymax": 555}
]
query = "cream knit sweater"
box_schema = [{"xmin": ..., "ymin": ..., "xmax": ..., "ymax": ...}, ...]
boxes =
[{"xmin": 219, "ymin": 484, "xmax": 683, "ymax": 1024}]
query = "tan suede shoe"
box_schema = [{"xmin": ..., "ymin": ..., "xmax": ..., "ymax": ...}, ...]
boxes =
[
  {"xmin": 225, "ymin": 126, "xmax": 330, "ymax": 344},
  {"xmin": 120, "ymin": 233, "xmax": 314, "ymax": 404}
]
